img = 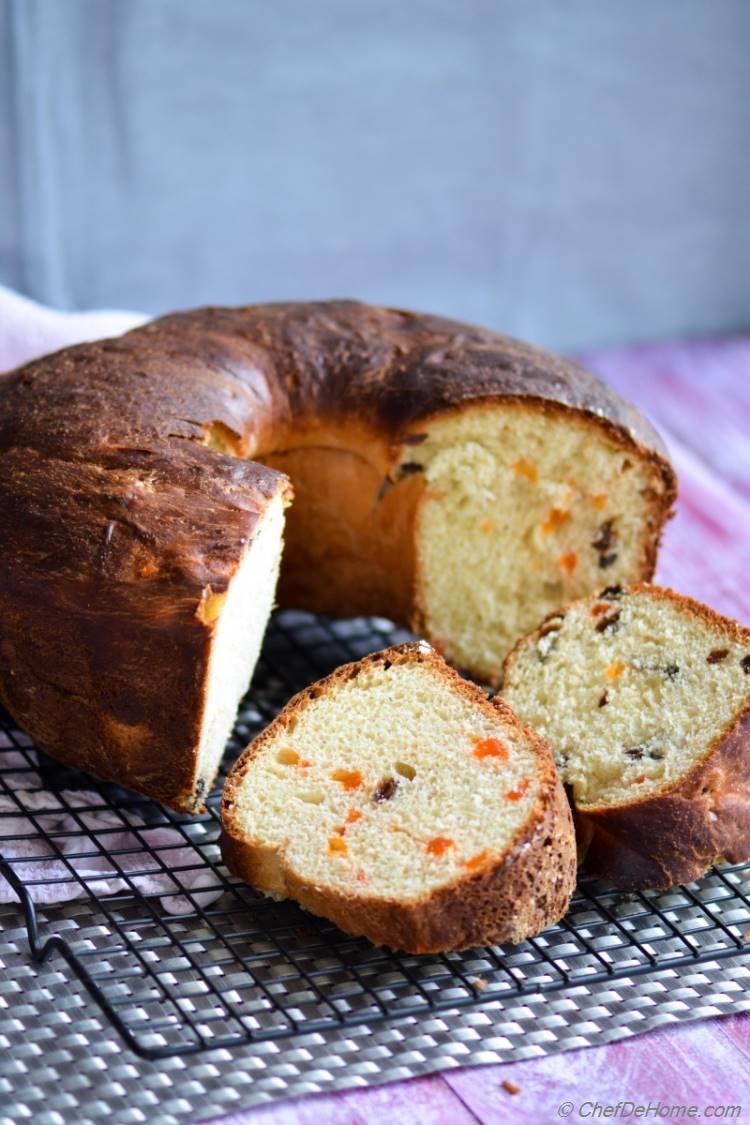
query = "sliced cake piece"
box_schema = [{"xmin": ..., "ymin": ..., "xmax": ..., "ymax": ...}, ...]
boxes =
[
  {"xmin": 502, "ymin": 584, "xmax": 750, "ymax": 889},
  {"xmin": 221, "ymin": 643, "xmax": 576, "ymax": 952}
]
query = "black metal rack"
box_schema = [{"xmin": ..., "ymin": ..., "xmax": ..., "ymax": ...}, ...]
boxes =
[{"xmin": 2, "ymin": 610, "xmax": 749, "ymax": 1061}]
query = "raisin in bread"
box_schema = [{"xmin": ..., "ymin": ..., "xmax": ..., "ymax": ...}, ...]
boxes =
[
  {"xmin": 221, "ymin": 642, "xmax": 576, "ymax": 952},
  {"xmin": 502, "ymin": 584, "xmax": 750, "ymax": 889}
]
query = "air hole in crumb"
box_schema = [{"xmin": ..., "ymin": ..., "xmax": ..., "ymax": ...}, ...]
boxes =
[
  {"xmin": 276, "ymin": 748, "xmax": 300, "ymax": 765},
  {"xmin": 598, "ymin": 691, "xmax": 609, "ymax": 708},
  {"xmin": 394, "ymin": 761, "xmax": 416, "ymax": 780},
  {"xmin": 537, "ymin": 630, "xmax": 561, "ymax": 662},
  {"xmin": 300, "ymin": 791, "xmax": 324, "ymax": 804},
  {"xmin": 741, "ymin": 655, "xmax": 750, "ymax": 674}
]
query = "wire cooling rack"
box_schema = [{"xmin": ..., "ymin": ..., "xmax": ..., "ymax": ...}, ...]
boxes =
[{"xmin": 2, "ymin": 610, "xmax": 750, "ymax": 1063}]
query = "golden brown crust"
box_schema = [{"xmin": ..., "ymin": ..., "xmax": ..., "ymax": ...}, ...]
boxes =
[
  {"xmin": 502, "ymin": 582, "xmax": 750, "ymax": 890},
  {"xmin": 0, "ymin": 301, "xmax": 676, "ymax": 809},
  {"xmin": 221, "ymin": 642, "xmax": 577, "ymax": 952},
  {"xmin": 0, "ymin": 443, "xmax": 290, "ymax": 810}
]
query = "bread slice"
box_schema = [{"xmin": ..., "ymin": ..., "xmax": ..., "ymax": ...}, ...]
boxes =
[
  {"xmin": 502, "ymin": 584, "xmax": 750, "ymax": 889},
  {"xmin": 400, "ymin": 402, "xmax": 674, "ymax": 685},
  {"xmin": 221, "ymin": 642, "xmax": 576, "ymax": 952}
]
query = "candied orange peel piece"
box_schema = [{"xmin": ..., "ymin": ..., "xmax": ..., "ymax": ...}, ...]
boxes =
[
  {"xmin": 606, "ymin": 661, "xmax": 627, "ymax": 681},
  {"xmin": 331, "ymin": 768, "xmax": 364, "ymax": 791},
  {"xmin": 464, "ymin": 849, "xmax": 491, "ymax": 871},
  {"xmin": 346, "ymin": 808, "xmax": 362, "ymax": 824},
  {"xmin": 514, "ymin": 458, "xmax": 538, "ymax": 483},
  {"xmin": 478, "ymin": 518, "xmax": 496, "ymax": 534},
  {"xmin": 559, "ymin": 550, "xmax": 577, "ymax": 575},
  {"xmin": 425, "ymin": 836, "xmax": 455, "ymax": 857},
  {"xmin": 472, "ymin": 737, "xmax": 509, "ymax": 762},
  {"xmin": 541, "ymin": 507, "xmax": 570, "ymax": 536},
  {"xmin": 505, "ymin": 777, "xmax": 530, "ymax": 801},
  {"xmin": 327, "ymin": 836, "xmax": 348, "ymax": 856}
]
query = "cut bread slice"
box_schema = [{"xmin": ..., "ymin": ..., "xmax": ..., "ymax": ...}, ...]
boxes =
[
  {"xmin": 221, "ymin": 642, "xmax": 576, "ymax": 952},
  {"xmin": 193, "ymin": 490, "xmax": 287, "ymax": 805},
  {"xmin": 502, "ymin": 584, "xmax": 750, "ymax": 889},
  {"xmin": 400, "ymin": 401, "xmax": 674, "ymax": 684},
  {"xmin": 269, "ymin": 400, "xmax": 675, "ymax": 688}
]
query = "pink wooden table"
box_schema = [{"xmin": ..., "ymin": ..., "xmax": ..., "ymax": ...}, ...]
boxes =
[{"xmin": 2, "ymin": 289, "xmax": 749, "ymax": 1122}]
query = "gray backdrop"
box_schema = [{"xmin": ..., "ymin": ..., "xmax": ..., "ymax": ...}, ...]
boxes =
[{"xmin": 1, "ymin": 0, "xmax": 749, "ymax": 350}]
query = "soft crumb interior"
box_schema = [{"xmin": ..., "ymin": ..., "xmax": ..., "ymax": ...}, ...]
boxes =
[
  {"xmin": 230, "ymin": 657, "xmax": 541, "ymax": 900},
  {"xmin": 407, "ymin": 405, "xmax": 666, "ymax": 683},
  {"xmin": 198, "ymin": 494, "xmax": 286, "ymax": 794},
  {"xmin": 502, "ymin": 588, "xmax": 750, "ymax": 809}
]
